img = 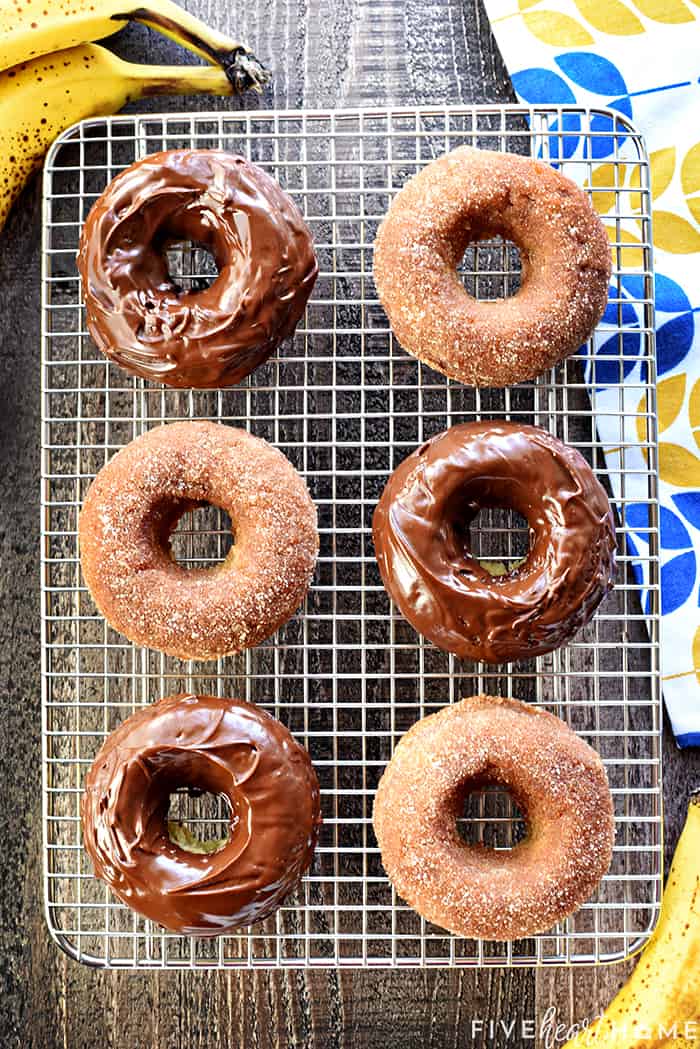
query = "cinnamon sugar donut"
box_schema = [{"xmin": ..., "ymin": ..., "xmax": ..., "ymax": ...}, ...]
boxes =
[
  {"xmin": 79, "ymin": 421, "xmax": 318, "ymax": 660},
  {"xmin": 373, "ymin": 695, "xmax": 615, "ymax": 941},
  {"xmin": 373, "ymin": 146, "xmax": 611, "ymax": 386}
]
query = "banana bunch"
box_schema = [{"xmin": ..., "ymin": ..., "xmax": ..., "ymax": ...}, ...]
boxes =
[
  {"xmin": 564, "ymin": 793, "xmax": 700, "ymax": 1049},
  {"xmin": 0, "ymin": 0, "xmax": 270, "ymax": 230}
]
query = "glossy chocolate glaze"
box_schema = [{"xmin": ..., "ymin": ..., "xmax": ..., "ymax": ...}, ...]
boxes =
[
  {"xmin": 372, "ymin": 422, "xmax": 616, "ymax": 663},
  {"xmin": 77, "ymin": 150, "xmax": 318, "ymax": 388},
  {"xmin": 81, "ymin": 694, "xmax": 322, "ymax": 936}
]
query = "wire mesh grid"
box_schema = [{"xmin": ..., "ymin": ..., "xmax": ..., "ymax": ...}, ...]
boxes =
[{"xmin": 41, "ymin": 105, "xmax": 661, "ymax": 969}]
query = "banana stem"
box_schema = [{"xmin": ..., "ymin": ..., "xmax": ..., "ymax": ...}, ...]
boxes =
[
  {"xmin": 114, "ymin": 2, "xmax": 271, "ymax": 93},
  {"xmin": 127, "ymin": 61, "xmax": 235, "ymax": 97}
]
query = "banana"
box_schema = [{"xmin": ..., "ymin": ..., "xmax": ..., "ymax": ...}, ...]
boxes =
[
  {"xmin": 0, "ymin": 0, "xmax": 270, "ymax": 94},
  {"xmin": 0, "ymin": 42, "xmax": 234, "ymax": 230},
  {"xmin": 563, "ymin": 793, "xmax": 700, "ymax": 1048}
]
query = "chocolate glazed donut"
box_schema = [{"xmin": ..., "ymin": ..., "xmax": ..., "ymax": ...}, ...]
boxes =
[
  {"xmin": 77, "ymin": 149, "xmax": 318, "ymax": 388},
  {"xmin": 81, "ymin": 694, "xmax": 322, "ymax": 936},
  {"xmin": 373, "ymin": 421, "xmax": 616, "ymax": 663}
]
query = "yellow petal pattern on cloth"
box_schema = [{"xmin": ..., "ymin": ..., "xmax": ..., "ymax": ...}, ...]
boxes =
[
  {"xmin": 634, "ymin": 0, "xmax": 695, "ymax": 22},
  {"xmin": 522, "ymin": 10, "xmax": 594, "ymax": 44},
  {"xmin": 689, "ymin": 379, "xmax": 700, "ymax": 450},
  {"xmin": 650, "ymin": 148, "xmax": 676, "ymax": 201},
  {"xmin": 628, "ymin": 164, "xmax": 642, "ymax": 213},
  {"xmin": 681, "ymin": 143, "xmax": 700, "ymax": 225},
  {"xmin": 624, "ymin": 145, "xmax": 700, "ymax": 252},
  {"xmin": 573, "ymin": 0, "xmax": 644, "ymax": 34},
  {"xmin": 638, "ymin": 375, "xmax": 688, "ymax": 451},
  {"xmin": 635, "ymin": 391, "xmax": 648, "ymax": 451},
  {"xmin": 652, "ymin": 212, "xmax": 700, "ymax": 254},
  {"xmin": 512, "ymin": 0, "xmax": 697, "ymax": 37},
  {"xmin": 587, "ymin": 163, "xmax": 621, "ymax": 216},
  {"xmin": 605, "ymin": 225, "xmax": 646, "ymax": 268},
  {"xmin": 681, "ymin": 143, "xmax": 700, "ymax": 195},
  {"xmin": 658, "ymin": 444, "xmax": 700, "ymax": 487},
  {"xmin": 658, "ymin": 374, "xmax": 686, "ymax": 434}
]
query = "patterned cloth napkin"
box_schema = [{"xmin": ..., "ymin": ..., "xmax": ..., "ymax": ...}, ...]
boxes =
[{"xmin": 483, "ymin": 0, "xmax": 700, "ymax": 745}]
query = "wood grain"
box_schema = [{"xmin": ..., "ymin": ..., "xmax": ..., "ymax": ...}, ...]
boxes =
[{"xmin": 2, "ymin": 1, "xmax": 699, "ymax": 1046}]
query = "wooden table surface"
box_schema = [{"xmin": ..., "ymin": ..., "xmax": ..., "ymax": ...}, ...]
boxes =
[{"xmin": 2, "ymin": 1, "xmax": 699, "ymax": 1046}]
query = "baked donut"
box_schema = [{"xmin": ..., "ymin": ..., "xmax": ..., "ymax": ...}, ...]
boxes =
[
  {"xmin": 82, "ymin": 693, "xmax": 322, "ymax": 935},
  {"xmin": 79, "ymin": 421, "xmax": 318, "ymax": 660},
  {"xmin": 372, "ymin": 421, "xmax": 616, "ymax": 663},
  {"xmin": 373, "ymin": 695, "xmax": 615, "ymax": 941},
  {"xmin": 373, "ymin": 146, "xmax": 611, "ymax": 386},
  {"xmin": 77, "ymin": 149, "xmax": 318, "ymax": 388}
]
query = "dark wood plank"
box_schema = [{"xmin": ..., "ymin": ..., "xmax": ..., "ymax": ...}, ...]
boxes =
[{"xmin": 2, "ymin": 1, "xmax": 698, "ymax": 1047}]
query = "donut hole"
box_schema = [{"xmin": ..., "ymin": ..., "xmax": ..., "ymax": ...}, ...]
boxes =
[
  {"xmin": 458, "ymin": 239, "xmax": 522, "ymax": 300},
  {"xmin": 169, "ymin": 504, "xmax": 234, "ymax": 570},
  {"xmin": 457, "ymin": 782, "xmax": 528, "ymax": 850},
  {"xmin": 164, "ymin": 238, "xmax": 219, "ymax": 294},
  {"xmin": 167, "ymin": 788, "xmax": 233, "ymax": 854},
  {"xmin": 462, "ymin": 506, "xmax": 531, "ymax": 576}
]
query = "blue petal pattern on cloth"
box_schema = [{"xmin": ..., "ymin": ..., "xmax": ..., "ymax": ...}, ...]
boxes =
[
  {"xmin": 627, "ymin": 505, "xmax": 695, "ymax": 615},
  {"xmin": 511, "ymin": 68, "xmax": 576, "ymax": 104},
  {"xmin": 672, "ymin": 493, "xmax": 700, "ymax": 531},
  {"xmin": 662, "ymin": 552, "xmax": 696, "ymax": 615},
  {"xmin": 657, "ymin": 313, "xmax": 695, "ymax": 376},
  {"xmin": 592, "ymin": 332, "xmax": 643, "ymax": 389},
  {"xmin": 513, "ymin": 54, "xmax": 632, "ymax": 160},
  {"xmin": 554, "ymin": 54, "xmax": 627, "ymax": 97}
]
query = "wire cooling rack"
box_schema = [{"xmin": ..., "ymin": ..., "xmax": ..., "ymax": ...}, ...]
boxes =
[{"xmin": 41, "ymin": 105, "xmax": 661, "ymax": 969}]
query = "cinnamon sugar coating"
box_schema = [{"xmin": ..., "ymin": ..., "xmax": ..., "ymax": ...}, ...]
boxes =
[
  {"xmin": 373, "ymin": 146, "xmax": 611, "ymax": 386},
  {"xmin": 373, "ymin": 695, "xmax": 615, "ymax": 941},
  {"xmin": 79, "ymin": 421, "xmax": 318, "ymax": 660}
]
